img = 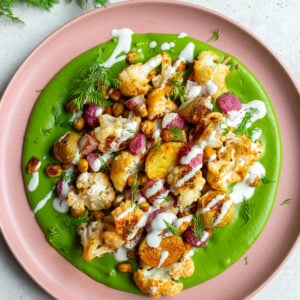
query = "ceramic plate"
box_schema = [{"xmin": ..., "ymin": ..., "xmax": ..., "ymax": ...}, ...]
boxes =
[{"xmin": 0, "ymin": 1, "xmax": 299, "ymax": 299}]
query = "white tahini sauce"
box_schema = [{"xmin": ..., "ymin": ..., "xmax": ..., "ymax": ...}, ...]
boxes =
[
  {"xmin": 230, "ymin": 162, "xmax": 265, "ymax": 204},
  {"xmin": 33, "ymin": 189, "xmax": 54, "ymax": 214},
  {"xmin": 213, "ymin": 198, "xmax": 233, "ymax": 226},
  {"xmin": 199, "ymin": 194, "xmax": 225, "ymax": 214},
  {"xmin": 114, "ymin": 246, "xmax": 128, "ymax": 261},
  {"xmin": 149, "ymin": 41, "xmax": 157, "ymax": 48},
  {"xmin": 180, "ymin": 145, "xmax": 203, "ymax": 165},
  {"xmin": 158, "ymin": 250, "xmax": 169, "ymax": 267},
  {"xmin": 102, "ymin": 28, "xmax": 134, "ymax": 68},
  {"xmin": 52, "ymin": 198, "xmax": 69, "ymax": 213},
  {"xmin": 28, "ymin": 172, "xmax": 39, "ymax": 192},
  {"xmin": 178, "ymin": 32, "xmax": 187, "ymax": 38}
]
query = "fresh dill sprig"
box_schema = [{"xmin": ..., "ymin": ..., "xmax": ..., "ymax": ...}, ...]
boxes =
[
  {"xmin": 207, "ymin": 29, "xmax": 220, "ymax": 42},
  {"xmin": 47, "ymin": 224, "xmax": 60, "ymax": 239},
  {"xmin": 164, "ymin": 220, "xmax": 179, "ymax": 236},
  {"xmin": 169, "ymin": 71, "xmax": 186, "ymax": 104},
  {"xmin": 280, "ymin": 198, "xmax": 292, "ymax": 206},
  {"xmin": 154, "ymin": 138, "xmax": 162, "ymax": 152},
  {"xmin": 40, "ymin": 127, "xmax": 52, "ymax": 136},
  {"xmin": 169, "ymin": 126, "xmax": 183, "ymax": 142},
  {"xmin": 192, "ymin": 215, "xmax": 204, "ymax": 239},
  {"xmin": 1, "ymin": 0, "xmax": 110, "ymax": 23},
  {"xmin": 242, "ymin": 199, "xmax": 254, "ymax": 224},
  {"xmin": 234, "ymin": 112, "xmax": 251, "ymax": 136},
  {"xmin": 261, "ymin": 176, "xmax": 275, "ymax": 184},
  {"xmin": 99, "ymin": 157, "xmax": 110, "ymax": 173},
  {"xmin": 66, "ymin": 210, "xmax": 89, "ymax": 230},
  {"xmin": 51, "ymin": 104, "xmax": 69, "ymax": 127},
  {"xmin": 157, "ymin": 194, "xmax": 173, "ymax": 202},
  {"xmin": 72, "ymin": 51, "xmax": 118, "ymax": 110}
]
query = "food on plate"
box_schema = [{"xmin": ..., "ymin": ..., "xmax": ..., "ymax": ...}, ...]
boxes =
[{"xmin": 23, "ymin": 30, "xmax": 281, "ymax": 297}]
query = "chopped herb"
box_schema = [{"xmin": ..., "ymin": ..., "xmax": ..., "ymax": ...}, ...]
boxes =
[
  {"xmin": 40, "ymin": 127, "xmax": 52, "ymax": 136},
  {"xmin": 261, "ymin": 176, "xmax": 275, "ymax": 184},
  {"xmin": 280, "ymin": 198, "xmax": 292, "ymax": 206},
  {"xmin": 170, "ymin": 126, "xmax": 183, "ymax": 142},
  {"xmin": 207, "ymin": 29, "xmax": 219, "ymax": 42},
  {"xmin": 127, "ymin": 225, "xmax": 134, "ymax": 234},
  {"xmin": 244, "ymin": 256, "xmax": 249, "ymax": 265},
  {"xmin": 99, "ymin": 157, "xmax": 110, "ymax": 173},
  {"xmin": 234, "ymin": 112, "xmax": 252, "ymax": 136},
  {"xmin": 242, "ymin": 199, "xmax": 254, "ymax": 224},
  {"xmin": 51, "ymin": 104, "xmax": 69, "ymax": 127},
  {"xmin": 47, "ymin": 225, "xmax": 60, "ymax": 239},
  {"xmin": 169, "ymin": 71, "xmax": 186, "ymax": 104},
  {"xmin": 126, "ymin": 129, "xmax": 136, "ymax": 134},
  {"xmin": 66, "ymin": 210, "xmax": 89, "ymax": 230},
  {"xmin": 192, "ymin": 215, "xmax": 204, "ymax": 239},
  {"xmin": 164, "ymin": 220, "xmax": 179, "ymax": 236},
  {"xmin": 157, "ymin": 195, "xmax": 173, "ymax": 202},
  {"xmin": 154, "ymin": 138, "xmax": 162, "ymax": 152},
  {"xmin": 72, "ymin": 50, "xmax": 118, "ymax": 110},
  {"xmin": 130, "ymin": 173, "xmax": 140, "ymax": 206}
]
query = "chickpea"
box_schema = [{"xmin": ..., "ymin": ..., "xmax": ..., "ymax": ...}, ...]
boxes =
[
  {"xmin": 109, "ymin": 88, "xmax": 122, "ymax": 102},
  {"xmin": 112, "ymin": 102, "xmax": 125, "ymax": 117},
  {"xmin": 73, "ymin": 117, "xmax": 85, "ymax": 131},
  {"xmin": 141, "ymin": 120, "xmax": 155, "ymax": 138},
  {"xmin": 65, "ymin": 100, "xmax": 78, "ymax": 113},
  {"xmin": 126, "ymin": 50, "xmax": 139, "ymax": 64},
  {"xmin": 77, "ymin": 158, "xmax": 89, "ymax": 173},
  {"xmin": 26, "ymin": 156, "xmax": 41, "ymax": 173},
  {"xmin": 103, "ymin": 106, "xmax": 112, "ymax": 115},
  {"xmin": 117, "ymin": 262, "xmax": 133, "ymax": 273},
  {"xmin": 139, "ymin": 201, "xmax": 150, "ymax": 212},
  {"xmin": 45, "ymin": 163, "xmax": 63, "ymax": 178}
]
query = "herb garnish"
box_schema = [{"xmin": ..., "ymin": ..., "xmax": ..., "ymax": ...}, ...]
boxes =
[
  {"xmin": 192, "ymin": 215, "xmax": 204, "ymax": 239},
  {"xmin": 52, "ymin": 104, "xmax": 69, "ymax": 127},
  {"xmin": 261, "ymin": 176, "xmax": 275, "ymax": 184},
  {"xmin": 280, "ymin": 198, "xmax": 292, "ymax": 206},
  {"xmin": 47, "ymin": 224, "xmax": 60, "ymax": 239},
  {"xmin": 40, "ymin": 127, "xmax": 52, "ymax": 137},
  {"xmin": 170, "ymin": 126, "xmax": 183, "ymax": 142},
  {"xmin": 66, "ymin": 210, "xmax": 89, "ymax": 230},
  {"xmin": 244, "ymin": 256, "xmax": 249, "ymax": 265},
  {"xmin": 72, "ymin": 51, "xmax": 118, "ymax": 110},
  {"xmin": 164, "ymin": 220, "xmax": 179, "ymax": 236},
  {"xmin": 234, "ymin": 112, "xmax": 251, "ymax": 135},
  {"xmin": 169, "ymin": 71, "xmax": 186, "ymax": 104},
  {"xmin": 1, "ymin": 0, "xmax": 110, "ymax": 23},
  {"xmin": 207, "ymin": 29, "xmax": 220, "ymax": 42},
  {"xmin": 242, "ymin": 199, "xmax": 254, "ymax": 224}
]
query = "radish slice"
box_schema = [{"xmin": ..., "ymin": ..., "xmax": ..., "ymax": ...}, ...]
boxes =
[{"xmin": 216, "ymin": 93, "xmax": 242, "ymax": 113}]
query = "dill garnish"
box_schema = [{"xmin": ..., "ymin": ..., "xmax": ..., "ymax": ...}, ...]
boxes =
[
  {"xmin": 66, "ymin": 210, "xmax": 89, "ymax": 230},
  {"xmin": 72, "ymin": 51, "xmax": 119, "ymax": 110},
  {"xmin": 261, "ymin": 176, "xmax": 275, "ymax": 184},
  {"xmin": 207, "ymin": 29, "xmax": 220, "ymax": 42},
  {"xmin": 170, "ymin": 126, "xmax": 183, "ymax": 142},
  {"xmin": 169, "ymin": 71, "xmax": 186, "ymax": 104},
  {"xmin": 192, "ymin": 215, "xmax": 204, "ymax": 239},
  {"xmin": 242, "ymin": 199, "xmax": 254, "ymax": 224},
  {"xmin": 280, "ymin": 198, "xmax": 292, "ymax": 206},
  {"xmin": 164, "ymin": 220, "xmax": 179, "ymax": 236}
]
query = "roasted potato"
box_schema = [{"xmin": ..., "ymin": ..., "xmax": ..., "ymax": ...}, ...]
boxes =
[{"xmin": 145, "ymin": 142, "xmax": 184, "ymax": 179}]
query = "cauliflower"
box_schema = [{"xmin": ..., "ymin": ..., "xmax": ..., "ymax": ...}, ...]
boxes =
[
  {"xmin": 133, "ymin": 254, "xmax": 194, "ymax": 298},
  {"xmin": 67, "ymin": 172, "xmax": 115, "ymax": 214},
  {"xmin": 77, "ymin": 220, "xmax": 124, "ymax": 262},
  {"xmin": 110, "ymin": 151, "xmax": 143, "ymax": 192},
  {"xmin": 146, "ymin": 88, "xmax": 178, "ymax": 120},
  {"xmin": 193, "ymin": 51, "xmax": 230, "ymax": 98},
  {"xmin": 93, "ymin": 114, "xmax": 141, "ymax": 153},
  {"xmin": 167, "ymin": 165, "xmax": 206, "ymax": 210},
  {"xmin": 77, "ymin": 220, "xmax": 113, "ymax": 261},
  {"xmin": 207, "ymin": 134, "xmax": 263, "ymax": 191},
  {"xmin": 189, "ymin": 112, "xmax": 226, "ymax": 149},
  {"xmin": 118, "ymin": 54, "xmax": 162, "ymax": 97},
  {"xmin": 111, "ymin": 200, "xmax": 145, "ymax": 243}
]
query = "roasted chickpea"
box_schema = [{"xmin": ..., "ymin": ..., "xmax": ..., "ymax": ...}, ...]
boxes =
[
  {"xmin": 26, "ymin": 156, "xmax": 41, "ymax": 173},
  {"xmin": 73, "ymin": 117, "xmax": 85, "ymax": 131},
  {"xmin": 141, "ymin": 120, "xmax": 155, "ymax": 138},
  {"xmin": 45, "ymin": 163, "xmax": 63, "ymax": 178},
  {"xmin": 109, "ymin": 88, "xmax": 122, "ymax": 102},
  {"xmin": 112, "ymin": 102, "xmax": 125, "ymax": 117},
  {"xmin": 126, "ymin": 50, "xmax": 139, "ymax": 64},
  {"xmin": 77, "ymin": 158, "xmax": 89, "ymax": 173},
  {"xmin": 65, "ymin": 100, "xmax": 78, "ymax": 113},
  {"xmin": 117, "ymin": 262, "xmax": 133, "ymax": 273}
]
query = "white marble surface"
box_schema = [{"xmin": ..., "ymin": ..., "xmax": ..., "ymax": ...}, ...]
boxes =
[{"xmin": 0, "ymin": 0, "xmax": 299, "ymax": 299}]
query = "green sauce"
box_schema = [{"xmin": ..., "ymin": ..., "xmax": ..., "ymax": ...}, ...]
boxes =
[{"xmin": 22, "ymin": 33, "xmax": 281, "ymax": 294}]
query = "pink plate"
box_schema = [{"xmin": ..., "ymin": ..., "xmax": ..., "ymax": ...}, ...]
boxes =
[{"xmin": 0, "ymin": 1, "xmax": 299, "ymax": 299}]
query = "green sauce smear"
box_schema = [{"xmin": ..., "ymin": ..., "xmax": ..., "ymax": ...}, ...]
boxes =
[{"xmin": 22, "ymin": 33, "xmax": 282, "ymax": 294}]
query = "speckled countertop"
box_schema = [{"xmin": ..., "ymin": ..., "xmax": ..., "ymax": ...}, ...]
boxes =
[{"xmin": 0, "ymin": 0, "xmax": 299, "ymax": 299}]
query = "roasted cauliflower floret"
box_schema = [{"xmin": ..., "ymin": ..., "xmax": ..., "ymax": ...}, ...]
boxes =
[
  {"xmin": 197, "ymin": 190, "xmax": 235, "ymax": 228},
  {"xmin": 67, "ymin": 172, "xmax": 115, "ymax": 214},
  {"xmin": 168, "ymin": 254, "xmax": 195, "ymax": 280},
  {"xmin": 110, "ymin": 151, "xmax": 143, "ymax": 192},
  {"xmin": 193, "ymin": 51, "xmax": 230, "ymax": 97},
  {"xmin": 93, "ymin": 114, "xmax": 141, "ymax": 153},
  {"xmin": 118, "ymin": 54, "xmax": 162, "ymax": 97},
  {"xmin": 146, "ymin": 88, "xmax": 178, "ymax": 120},
  {"xmin": 77, "ymin": 220, "xmax": 113, "ymax": 261},
  {"xmin": 167, "ymin": 165, "xmax": 206, "ymax": 211},
  {"xmin": 189, "ymin": 112, "xmax": 226, "ymax": 149},
  {"xmin": 207, "ymin": 134, "xmax": 263, "ymax": 191},
  {"xmin": 133, "ymin": 268, "xmax": 183, "ymax": 298},
  {"xmin": 111, "ymin": 200, "xmax": 145, "ymax": 243}
]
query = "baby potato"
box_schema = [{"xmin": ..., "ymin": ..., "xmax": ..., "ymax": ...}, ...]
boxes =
[
  {"xmin": 53, "ymin": 132, "xmax": 80, "ymax": 164},
  {"xmin": 138, "ymin": 236, "xmax": 185, "ymax": 268},
  {"xmin": 145, "ymin": 142, "xmax": 184, "ymax": 179}
]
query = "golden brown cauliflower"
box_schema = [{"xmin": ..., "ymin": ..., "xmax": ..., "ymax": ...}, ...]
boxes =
[
  {"xmin": 207, "ymin": 134, "xmax": 263, "ymax": 191},
  {"xmin": 146, "ymin": 88, "xmax": 178, "ymax": 120},
  {"xmin": 167, "ymin": 165, "xmax": 205, "ymax": 211},
  {"xmin": 67, "ymin": 172, "xmax": 115, "ymax": 214},
  {"xmin": 133, "ymin": 253, "xmax": 194, "ymax": 298},
  {"xmin": 93, "ymin": 114, "xmax": 141, "ymax": 153},
  {"xmin": 77, "ymin": 220, "xmax": 113, "ymax": 261},
  {"xmin": 193, "ymin": 51, "xmax": 230, "ymax": 98},
  {"xmin": 110, "ymin": 151, "xmax": 143, "ymax": 192},
  {"xmin": 118, "ymin": 54, "xmax": 162, "ymax": 97}
]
